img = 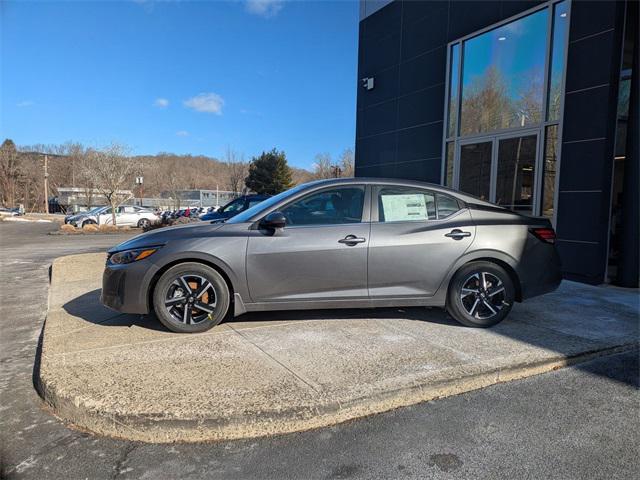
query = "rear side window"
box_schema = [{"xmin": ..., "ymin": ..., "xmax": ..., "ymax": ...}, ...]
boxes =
[
  {"xmin": 378, "ymin": 187, "xmax": 436, "ymax": 222},
  {"xmin": 436, "ymin": 193, "xmax": 461, "ymax": 219}
]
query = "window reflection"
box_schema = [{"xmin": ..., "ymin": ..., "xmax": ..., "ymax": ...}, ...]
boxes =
[
  {"xmin": 459, "ymin": 142, "xmax": 492, "ymax": 200},
  {"xmin": 542, "ymin": 126, "xmax": 558, "ymax": 218},
  {"xmin": 460, "ymin": 9, "xmax": 548, "ymax": 135},
  {"xmin": 495, "ymin": 135, "xmax": 537, "ymax": 213},
  {"xmin": 547, "ymin": 1, "xmax": 569, "ymax": 121},
  {"xmin": 445, "ymin": 142, "xmax": 454, "ymax": 186},
  {"xmin": 448, "ymin": 44, "xmax": 460, "ymax": 136}
]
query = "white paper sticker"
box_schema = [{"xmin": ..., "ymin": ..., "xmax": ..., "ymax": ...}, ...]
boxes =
[{"xmin": 381, "ymin": 194, "xmax": 428, "ymax": 221}]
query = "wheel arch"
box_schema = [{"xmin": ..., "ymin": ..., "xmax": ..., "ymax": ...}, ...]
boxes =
[
  {"xmin": 439, "ymin": 250, "xmax": 523, "ymax": 304},
  {"xmin": 147, "ymin": 255, "xmax": 237, "ymax": 313}
]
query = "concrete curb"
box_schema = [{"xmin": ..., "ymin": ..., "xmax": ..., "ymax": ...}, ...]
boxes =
[
  {"xmin": 38, "ymin": 344, "xmax": 638, "ymax": 443},
  {"xmin": 37, "ymin": 254, "xmax": 640, "ymax": 443}
]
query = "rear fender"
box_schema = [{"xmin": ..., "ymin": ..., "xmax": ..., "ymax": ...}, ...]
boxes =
[{"xmin": 431, "ymin": 249, "xmax": 520, "ymax": 305}]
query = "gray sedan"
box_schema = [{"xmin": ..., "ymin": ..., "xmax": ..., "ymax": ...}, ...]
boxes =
[{"xmin": 101, "ymin": 178, "xmax": 561, "ymax": 333}]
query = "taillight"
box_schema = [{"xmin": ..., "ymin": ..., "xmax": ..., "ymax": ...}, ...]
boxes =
[{"xmin": 530, "ymin": 227, "xmax": 556, "ymax": 244}]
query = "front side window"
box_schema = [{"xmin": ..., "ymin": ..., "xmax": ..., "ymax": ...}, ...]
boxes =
[
  {"xmin": 222, "ymin": 198, "xmax": 245, "ymax": 213},
  {"xmin": 281, "ymin": 187, "xmax": 364, "ymax": 226},
  {"xmin": 378, "ymin": 187, "xmax": 436, "ymax": 222},
  {"xmin": 247, "ymin": 198, "xmax": 264, "ymax": 208}
]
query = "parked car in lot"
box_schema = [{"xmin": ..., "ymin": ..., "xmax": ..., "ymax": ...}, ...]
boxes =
[
  {"xmin": 0, "ymin": 207, "xmax": 22, "ymax": 216},
  {"xmin": 200, "ymin": 194, "xmax": 270, "ymax": 222},
  {"xmin": 102, "ymin": 178, "xmax": 562, "ymax": 333},
  {"xmin": 68, "ymin": 205, "xmax": 159, "ymax": 228}
]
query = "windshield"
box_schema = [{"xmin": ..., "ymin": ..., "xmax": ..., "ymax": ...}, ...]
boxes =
[
  {"xmin": 80, "ymin": 206, "xmax": 105, "ymax": 215},
  {"xmin": 227, "ymin": 184, "xmax": 311, "ymax": 224},
  {"xmin": 220, "ymin": 197, "xmax": 245, "ymax": 213}
]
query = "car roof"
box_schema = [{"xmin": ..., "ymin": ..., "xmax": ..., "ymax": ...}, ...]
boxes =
[{"xmin": 298, "ymin": 177, "xmax": 495, "ymax": 207}]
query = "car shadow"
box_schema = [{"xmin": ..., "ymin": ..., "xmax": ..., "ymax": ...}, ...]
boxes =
[
  {"xmin": 231, "ymin": 305, "xmax": 462, "ymax": 326},
  {"xmin": 63, "ymin": 288, "xmax": 463, "ymax": 333},
  {"xmin": 63, "ymin": 288, "xmax": 168, "ymax": 332}
]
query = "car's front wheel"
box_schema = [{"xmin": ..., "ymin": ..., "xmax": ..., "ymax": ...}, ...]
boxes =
[
  {"xmin": 137, "ymin": 218, "xmax": 151, "ymax": 229},
  {"xmin": 446, "ymin": 261, "xmax": 515, "ymax": 327},
  {"xmin": 152, "ymin": 262, "xmax": 230, "ymax": 333}
]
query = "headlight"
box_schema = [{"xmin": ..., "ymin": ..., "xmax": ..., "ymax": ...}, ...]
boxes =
[{"xmin": 108, "ymin": 247, "xmax": 160, "ymax": 265}]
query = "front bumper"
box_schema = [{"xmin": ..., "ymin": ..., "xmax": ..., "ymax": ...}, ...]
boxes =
[{"xmin": 101, "ymin": 259, "xmax": 160, "ymax": 314}]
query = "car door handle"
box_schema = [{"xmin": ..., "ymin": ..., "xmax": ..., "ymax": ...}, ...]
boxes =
[
  {"xmin": 338, "ymin": 235, "xmax": 367, "ymax": 246},
  {"xmin": 445, "ymin": 229, "xmax": 471, "ymax": 240}
]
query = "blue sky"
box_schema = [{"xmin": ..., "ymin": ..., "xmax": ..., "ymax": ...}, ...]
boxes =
[
  {"xmin": 462, "ymin": 8, "xmax": 548, "ymax": 98},
  {"xmin": 0, "ymin": 0, "xmax": 359, "ymax": 168}
]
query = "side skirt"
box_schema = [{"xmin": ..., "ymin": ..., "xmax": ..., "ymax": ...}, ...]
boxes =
[{"xmin": 234, "ymin": 295, "xmax": 447, "ymax": 316}]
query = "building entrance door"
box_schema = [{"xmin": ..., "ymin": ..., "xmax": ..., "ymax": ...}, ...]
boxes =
[{"xmin": 456, "ymin": 131, "xmax": 540, "ymax": 213}]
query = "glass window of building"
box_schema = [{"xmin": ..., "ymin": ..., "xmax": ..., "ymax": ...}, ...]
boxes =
[
  {"xmin": 444, "ymin": 0, "xmax": 570, "ymax": 219},
  {"xmin": 460, "ymin": 9, "xmax": 548, "ymax": 135},
  {"xmin": 547, "ymin": 1, "xmax": 569, "ymax": 121},
  {"xmin": 448, "ymin": 44, "xmax": 461, "ymax": 136}
]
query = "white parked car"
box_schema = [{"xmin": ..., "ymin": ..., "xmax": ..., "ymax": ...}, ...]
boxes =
[{"xmin": 70, "ymin": 206, "xmax": 159, "ymax": 228}]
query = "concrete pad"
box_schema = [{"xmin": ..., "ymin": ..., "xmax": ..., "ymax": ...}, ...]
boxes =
[{"xmin": 37, "ymin": 253, "xmax": 639, "ymax": 442}]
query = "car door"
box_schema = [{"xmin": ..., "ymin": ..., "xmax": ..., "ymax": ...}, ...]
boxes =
[
  {"xmin": 368, "ymin": 186, "xmax": 475, "ymax": 297},
  {"xmin": 119, "ymin": 206, "xmax": 138, "ymax": 226},
  {"xmin": 97, "ymin": 207, "xmax": 112, "ymax": 225},
  {"xmin": 246, "ymin": 185, "xmax": 370, "ymax": 302}
]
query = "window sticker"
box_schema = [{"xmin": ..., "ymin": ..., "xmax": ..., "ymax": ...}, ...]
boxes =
[{"xmin": 381, "ymin": 194, "xmax": 428, "ymax": 221}]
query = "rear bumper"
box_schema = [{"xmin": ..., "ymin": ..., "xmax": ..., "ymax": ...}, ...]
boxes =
[{"xmin": 519, "ymin": 244, "xmax": 562, "ymax": 300}]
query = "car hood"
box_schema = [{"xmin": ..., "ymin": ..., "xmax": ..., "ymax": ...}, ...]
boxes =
[
  {"xmin": 108, "ymin": 221, "xmax": 227, "ymax": 254},
  {"xmin": 202, "ymin": 211, "xmax": 225, "ymax": 220}
]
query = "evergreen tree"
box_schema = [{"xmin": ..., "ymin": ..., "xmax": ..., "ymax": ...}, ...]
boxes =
[{"xmin": 245, "ymin": 148, "xmax": 293, "ymax": 194}]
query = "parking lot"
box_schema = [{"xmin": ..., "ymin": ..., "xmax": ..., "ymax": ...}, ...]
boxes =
[{"xmin": 1, "ymin": 221, "xmax": 639, "ymax": 479}]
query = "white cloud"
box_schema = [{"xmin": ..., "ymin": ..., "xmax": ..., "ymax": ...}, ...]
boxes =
[
  {"xmin": 176, "ymin": 130, "xmax": 189, "ymax": 137},
  {"xmin": 154, "ymin": 98, "xmax": 169, "ymax": 108},
  {"xmin": 245, "ymin": 0, "xmax": 285, "ymax": 18},
  {"xmin": 16, "ymin": 100, "xmax": 34, "ymax": 107},
  {"xmin": 184, "ymin": 92, "xmax": 224, "ymax": 115}
]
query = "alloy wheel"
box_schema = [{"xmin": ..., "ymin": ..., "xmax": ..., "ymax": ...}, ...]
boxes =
[
  {"xmin": 164, "ymin": 274, "xmax": 217, "ymax": 325},
  {"xmin": 459, "ymin": 272, "xmax": 506, "ymax": 320}
]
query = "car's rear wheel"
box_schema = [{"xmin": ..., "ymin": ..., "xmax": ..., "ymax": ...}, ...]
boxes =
[
  {"xmin": 137, "ymin": 218, "xmax": 151, "ymax": 229},
  {"xmin": 447, "ymin": 261, "xmax": 515, "ymax": 327},
  {"xmin": 152, "ymin": 262, "xmax": 230, "ymax": 333}
]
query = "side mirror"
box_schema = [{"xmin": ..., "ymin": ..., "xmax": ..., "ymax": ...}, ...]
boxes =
[{"xmin": 259, "ymin": 211, "xmax": 286, "ymax": 231}]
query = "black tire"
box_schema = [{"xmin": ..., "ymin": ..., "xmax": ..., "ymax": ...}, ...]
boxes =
[
  {"xmin": 138, "ymin": 218, "xmax": 151, "ymax": 229},
  {"xmin": 446, "ymin": 261, "xmax": 515, "ymax": 327},
  {"xmin": 81, "ymin": 219, "xmax": 96, "ymax": 227},
  {"xmin": 152, "ymin": 262, "xmax": 230, "ymax": 333}
]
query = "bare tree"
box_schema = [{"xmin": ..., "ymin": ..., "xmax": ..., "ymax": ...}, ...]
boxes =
[
  {"xmin": 0, "ymin": 139, "xmax": 23, "ymax": 207},
  {"xmin": 81, "ymin": 143, "xmax": 136, "ymax": 225},
  {"xmin": 165, "ymin": 158, "xmax": 184, "ymax": 209},
  {"xmin": 224, "ymin": 148, "xmax": 249, "ymax": 195},
  {"xmin": 312, "ymin": 153, "xmax": 334, "ymax": 179},
  {"xmin": 339, "ymin": 148, "xmax": 355, "ymax": 177}
]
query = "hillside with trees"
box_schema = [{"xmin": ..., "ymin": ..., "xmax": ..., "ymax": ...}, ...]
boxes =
[{"xmin": 0, "ymin": 139, "xmax": 354, "ymax": 212}]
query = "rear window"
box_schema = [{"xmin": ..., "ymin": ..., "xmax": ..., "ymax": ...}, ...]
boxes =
[{"xmin": 436, "ymin": 194, "xmax": 461, "ymax": 219}]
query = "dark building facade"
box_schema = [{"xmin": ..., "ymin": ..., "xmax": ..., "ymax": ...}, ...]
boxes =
[{"xmin": 355, "ymin": 0, "xmax": 638, "ymax": 286}]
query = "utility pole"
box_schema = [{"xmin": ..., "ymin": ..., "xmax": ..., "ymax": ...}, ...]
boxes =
[{"xmin": 44, "ymin": 154, "xmax": 49, "ymax": 214}]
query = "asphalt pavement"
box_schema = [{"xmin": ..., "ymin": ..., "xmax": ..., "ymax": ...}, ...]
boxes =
[{"xmin": 1, "ymin": 221, "xmax": 638, "ymax": 479}]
